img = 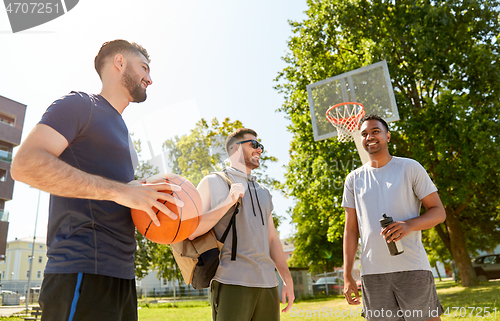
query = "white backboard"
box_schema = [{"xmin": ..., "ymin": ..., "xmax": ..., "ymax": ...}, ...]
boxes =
[{"xmin": 307, "ymin": 60, "xmax": 399, "ymax": 142}]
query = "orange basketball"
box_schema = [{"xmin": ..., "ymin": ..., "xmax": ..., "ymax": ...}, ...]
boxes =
[{"xmin": 131, "ymin": 173, "xmax": 202, "ymax": 244}]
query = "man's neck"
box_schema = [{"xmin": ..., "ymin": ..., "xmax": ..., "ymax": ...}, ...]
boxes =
[
  {"xmin": 229, "ymin": 161, "xmax": 252, "ymax": 175},
  {"xmin": 367, "ymin": 152, "xmax": 393, "ymax": 168},
  {"xmin": 100, "ymin": 87, "xmax": 130, "ymax": 114}
]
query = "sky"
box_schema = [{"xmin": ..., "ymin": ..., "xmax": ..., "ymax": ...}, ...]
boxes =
[{"xmin": 0, "ymin": 1, "xmax": 310, "ymax": 242}]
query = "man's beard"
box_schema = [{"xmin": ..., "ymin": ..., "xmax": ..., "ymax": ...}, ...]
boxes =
[
  {"xmin": 244, "ymin": 153, "xmax": 260, "ymax": 170},
  {"xmin": 122, "ymin": 65, "xmax": 147, "ymax": 103}
]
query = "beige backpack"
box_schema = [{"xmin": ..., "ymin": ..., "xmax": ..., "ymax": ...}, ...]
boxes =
[{"xmin": 171, "ymin": 170, "xmax": 240, "ymax": 289}]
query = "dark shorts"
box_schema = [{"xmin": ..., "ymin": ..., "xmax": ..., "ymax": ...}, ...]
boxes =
[
  {"xmin": 211, "ymin": 280, "xmax": 279, "ymax": 321},
  {"xmin": 361, "ymin": 270, "xmax": 443, "ymax": 321},
  {"xmin": 39, "ymin": 273, "xmax": 137, "ymax": 321}
]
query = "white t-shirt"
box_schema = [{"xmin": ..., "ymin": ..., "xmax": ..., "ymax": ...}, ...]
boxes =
[{"xmin": 342, "ymin": 156, "xmax": 437, "ymax": 276}]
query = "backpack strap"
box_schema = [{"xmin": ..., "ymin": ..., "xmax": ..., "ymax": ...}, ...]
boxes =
[
  {"xmin": 212, "ymin": 169, "xmax": 240, "ymax": 261},
  {"xmin": 219, "ymin": 205, "xmax": 238, "ymax": 261}
]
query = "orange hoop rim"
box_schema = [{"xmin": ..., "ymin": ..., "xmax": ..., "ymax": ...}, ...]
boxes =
[{"xmin": 326, "ymin": 102, "xmax": 366, "ymax": 131}]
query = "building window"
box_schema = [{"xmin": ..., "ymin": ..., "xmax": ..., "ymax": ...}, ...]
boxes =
[
  {"xmin": 38, "ymin": 256, "xmax": 42, "ymax": 263},
  {"xmin": 39, "ymin": 244, "xmax": 43, "ymax": 249},
  {"xmin": 0, "ymin": 169, "xmax": 6, "ymax": 182},
  {"xmin": 26, "ymin": 270, "xmax": 30, "ymax": 278},
  {"xmin": 163, "ymin": 279, "xmax": 167, "ymax": 286},
  {"xmin": 0, "ymin": 112, "xmax": 15, "ymax": 126},
  {"xmin": 1, "ymin": 271, "xmax": 4, "ymax": 279},
  {"xmin": 37, "ymin": 271, "xmax": 41, "ymax": 278},
  {"xmin": 0, "ymin": 145, "xmax": 12, "ymax": 163}
]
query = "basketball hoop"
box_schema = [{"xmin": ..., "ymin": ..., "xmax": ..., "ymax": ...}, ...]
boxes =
[{"xmin": 326, "ymin": 102, "xmax": 366, "ymax": 143}]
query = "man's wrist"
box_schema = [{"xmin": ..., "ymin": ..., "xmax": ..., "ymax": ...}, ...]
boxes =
[
  {"xmin": 282, "ymin": 275, "xmax": 293, "ymax": 285},
  {"xmin": 100, "ymin": 178, "xmax": 125, "ymax": 202},
  {"xmin": 343, "ymin": 270, "xmax": 355, "ymax": 281},
  {"xmin": 402, "ymin": 218, "xmax": 416, "ymax": 233}
]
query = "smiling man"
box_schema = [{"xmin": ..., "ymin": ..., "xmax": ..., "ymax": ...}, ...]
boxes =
[
  {"xmin": 341, "ymin": 115, "xmax": 446, "ymax": 321},
  {"xmin": 11, "ymin": 40, "xmax": 181, "ymax": 321},
  {"xmin": 189, "ymin": 128, "xmax": 294, "ymax": 321}
]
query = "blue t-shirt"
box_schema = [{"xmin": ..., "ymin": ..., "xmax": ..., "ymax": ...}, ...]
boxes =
[{"xmin": 39, "ymin": 91, "xmax": 136, "ymax": 279}]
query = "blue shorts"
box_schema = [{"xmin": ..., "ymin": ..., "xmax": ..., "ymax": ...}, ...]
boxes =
[
  {"xmin": 361, "ymin": 270, "xmax": 443, "ymax": 321},
  {"xmin": 39, "ymin": 273, "xmax": 137, "ymax": 321}
]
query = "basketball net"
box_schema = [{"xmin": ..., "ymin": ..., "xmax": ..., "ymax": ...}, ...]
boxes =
[
  {"xmin": 326, "ymin": 102, "xmax": 370, "ymax": 164},
  {"xmin": 326, "ymin": 102, "xmax": 365, "ymax": 142}
]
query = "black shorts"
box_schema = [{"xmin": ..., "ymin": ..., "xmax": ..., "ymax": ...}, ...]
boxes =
[{"xmin": 39, "ymin": 273, "xmax": 137, "ymax": 321}]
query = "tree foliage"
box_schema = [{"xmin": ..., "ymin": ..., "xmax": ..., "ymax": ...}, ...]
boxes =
[
  {"xmin": 163, "ymin": 118, "xmax": 279, "ymax": 188},
  {"xmin": 276, "ymin": 0, "xmax": 500, "ymax": 285}
]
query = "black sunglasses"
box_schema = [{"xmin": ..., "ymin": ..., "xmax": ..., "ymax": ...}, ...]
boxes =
[{"xmin": 235, "ymin": 139, "xmax": 264, "ymax": 152}]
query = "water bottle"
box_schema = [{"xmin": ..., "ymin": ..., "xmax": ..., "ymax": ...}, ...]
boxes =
[{"xmin": 379, "ymin": 214, "xmax": 404, "ymax": 256}]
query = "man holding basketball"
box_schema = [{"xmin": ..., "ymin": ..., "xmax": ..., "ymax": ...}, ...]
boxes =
[
  {"xmin": 189, "ymin": 128, "xmax": 294, "ymax": 321},
  {"xmin": 11, "ymin": 40, "xmax": 181, "ymax": 321},
  {"xmin": 342, "ymin": 115, "xmax": 446, "ymax": 321}
]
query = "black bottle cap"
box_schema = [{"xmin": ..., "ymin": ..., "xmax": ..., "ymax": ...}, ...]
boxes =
[{"xmin": 379, "ymin": 214, "xmax": 393, "ymax": 227}]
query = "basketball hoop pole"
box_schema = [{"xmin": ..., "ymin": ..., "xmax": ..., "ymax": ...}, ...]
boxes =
[{"xmin": 351, "ymin": 130, "xmax": 370, "ymax": 165}]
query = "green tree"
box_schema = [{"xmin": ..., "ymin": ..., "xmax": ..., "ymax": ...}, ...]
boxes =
[
  {"xmin": 275, "ymin": 0, "xmax": 500, "ymax": 286},
  {"xmin": 163, "ymin": 118, "xmax": 279, "ymax": 188}
]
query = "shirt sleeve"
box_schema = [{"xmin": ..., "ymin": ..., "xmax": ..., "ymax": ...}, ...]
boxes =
[
  {"xmin": 262, "ymin": 185, "xmax": 274, "ymax": 213},
  {"xmin": 341, "ymin": 172, "xmax": 356, "ymax": 209},
  {"xmin": 410, "ymin": 160, "xmax": 438, "ymax": 200},
  {"xmin": 38, "ymin": 91, "xmax": 92, "ymax": 144}
]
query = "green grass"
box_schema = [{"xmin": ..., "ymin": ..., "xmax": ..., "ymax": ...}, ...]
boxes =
[
  {"xmin": 138, "ymin": 301, "xmax": 212, "ymax": 321},
  {"xmin": 436, "ymin": 280, "xmax": 499, "ymax": 320},
  {"xmin": 278, "ymin": 280, "xmax": 499, "ymax": 321},
  {"xmin": 0, "ymin": 280, "xmax": 497, "ymax": 320}
]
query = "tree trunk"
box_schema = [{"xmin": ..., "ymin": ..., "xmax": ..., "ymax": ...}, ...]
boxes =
[
  {"xmin": 434, "ymin": 262, "xmax": 442, "ymax": 282},
  {"xmin": 445, "ymin": 207, "xmax": 478, "ymax": 287},
  {"xmin": 434, "ymin": 224, "xmax": 451, "ymax": 254}
]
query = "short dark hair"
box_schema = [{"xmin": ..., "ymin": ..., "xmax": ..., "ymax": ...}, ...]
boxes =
[
  {"xmin": 94, "ymin": 39, "xmax": 150, "ymax": 79},
  {"xmin": 360, "ymin": 114, "xmax": 389, "ymax": 132},
  {"xmin": 225, "ymin": 128, "xmax": 258, "ymax": 156}
]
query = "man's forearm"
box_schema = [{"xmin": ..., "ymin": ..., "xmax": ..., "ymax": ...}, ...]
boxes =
[
  {"xmin": 269, "ymin": 223, "xmax": 295, "ymax": 312},
  {"xmin": 405, "ymin": 191, "xmax": 446, "ymax": 231},
  {"xmin": 12, "ymin": 148, "xmax": 122, "ymax": 201},
  {"xmin": 188, "ymin": 197, "xmax": 236, "ymax": 239},
  {"xmin": 270, "ymin": 235, "xmax": 293, "ymax": 285},
  {"xmin": 406, "ymin": 206, "xmax": 446, "ymax": 232},
  {"xmin": 343, "ymin": 230, "xmax": 359, "ymax": 277},
  {"xmin": 343, "ymin": 226, "xmax": 362, "ymax": 305}
]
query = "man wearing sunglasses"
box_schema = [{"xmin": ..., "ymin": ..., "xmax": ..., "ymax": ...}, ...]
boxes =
[{"xmin": 189, "ymin": 128, "xmax": 294, "ymax": 321}]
